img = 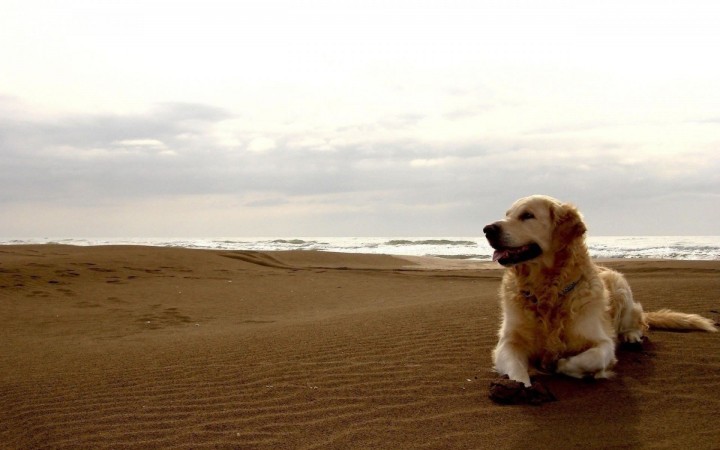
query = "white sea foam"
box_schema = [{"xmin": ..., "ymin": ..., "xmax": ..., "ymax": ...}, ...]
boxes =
[{"xmin": 2, "ymin": 236, "xmax": 719, "ymax": 260}]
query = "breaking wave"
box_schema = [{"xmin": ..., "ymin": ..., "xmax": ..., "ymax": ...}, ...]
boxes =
[{"xmin": 2, "ymin": 236, "xmax": 719, "ymax": 260}]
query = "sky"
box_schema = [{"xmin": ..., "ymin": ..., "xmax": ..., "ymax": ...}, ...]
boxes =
[{"xmin": 1, "ymin": 0, "xmax": 719, "ymax": 237}]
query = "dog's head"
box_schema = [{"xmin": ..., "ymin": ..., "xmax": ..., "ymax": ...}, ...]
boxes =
[{"xmin": 483, "ymin": 195, "xmax": 586, "ymax": 267}]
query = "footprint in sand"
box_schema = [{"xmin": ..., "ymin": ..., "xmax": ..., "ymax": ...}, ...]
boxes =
[
  {"xmin": 137, "ymin": 307, "xmax": 194, "ymax": 330},
  {"xmin": 27, "ymin": 290, "xmax": 51, "ymax": 298},
  {"xmin": 56, "ymin": 288, "xmax": 76, "ymax": 297},
  {"xmin": 75, "ymin": 301, "xmax": 101, "ymax": 308}
]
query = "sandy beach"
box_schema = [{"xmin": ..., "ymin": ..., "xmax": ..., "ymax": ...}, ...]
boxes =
[{"xmin": 1, "ymin": 245, "xmax": 719, "ymax": 449}]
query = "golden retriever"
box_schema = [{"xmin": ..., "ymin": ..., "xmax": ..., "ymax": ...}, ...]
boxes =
[{"xmin": 484, "ymin": 195, "xmax": 717, "ymax": 387}]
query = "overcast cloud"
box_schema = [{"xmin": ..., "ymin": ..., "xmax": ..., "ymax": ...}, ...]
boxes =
[{"xmin": 1, "ymin": 1, "xmax": 719, "ymax": 237}]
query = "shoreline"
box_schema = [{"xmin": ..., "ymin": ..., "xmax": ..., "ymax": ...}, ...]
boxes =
[{"xmin": 3, "ymin": 235, "xmax": 720, "ymax": 261}]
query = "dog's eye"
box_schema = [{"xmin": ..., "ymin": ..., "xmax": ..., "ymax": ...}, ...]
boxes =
[{"xmin": 519, "ymin": 211, "xmax": 535, "ymax": 221}]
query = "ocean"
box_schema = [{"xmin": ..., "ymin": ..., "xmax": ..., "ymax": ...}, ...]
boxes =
[{"xmin": 2, "ymin": 236, "xmax": 720, "ymax": 260}]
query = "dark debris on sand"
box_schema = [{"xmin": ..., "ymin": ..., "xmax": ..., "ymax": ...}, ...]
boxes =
[{"xmin": 488, "ymin": 375, "xmax": 557, "ymax": 405}]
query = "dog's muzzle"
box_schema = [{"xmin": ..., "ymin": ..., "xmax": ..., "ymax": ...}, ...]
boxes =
[{"xmin": 483, "ymin": 222, "xmax": 542, "ymax": 266}]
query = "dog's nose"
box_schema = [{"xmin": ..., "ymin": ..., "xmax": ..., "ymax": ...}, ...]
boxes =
[{"xmin": 483, "ymin": 223, "xmax": 501, "ymax": 238}]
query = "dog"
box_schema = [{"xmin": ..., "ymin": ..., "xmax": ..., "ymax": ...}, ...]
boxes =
[{"xmin": 484, "ymin": 195, "xmax": 717, "ymax": 387}]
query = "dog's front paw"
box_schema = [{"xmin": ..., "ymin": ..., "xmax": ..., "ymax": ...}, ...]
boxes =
[
  {"xmin": 557, "ymin": 357, "xmax": 615, "ymax": 380},
  {"xmin": 557, "ymin": 358, "xmax": 583, "ymax": 379}
]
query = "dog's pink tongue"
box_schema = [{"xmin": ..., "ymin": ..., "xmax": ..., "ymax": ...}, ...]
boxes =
[{"xmin": 493, "ymin": 250, "xmax": 508, "ymax": 262}]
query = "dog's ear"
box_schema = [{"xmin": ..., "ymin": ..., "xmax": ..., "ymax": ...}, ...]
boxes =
[{"xmin": 551, "ymin": 202, "xmax": 587, "ymax": 243}]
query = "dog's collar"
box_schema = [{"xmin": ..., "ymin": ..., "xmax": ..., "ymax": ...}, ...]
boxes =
[
  {"xmin": 559, "ymin": 279, "xmax": 580, "ymax": 296},
  {"xmin": 521, "ymin": 278, "xmax": 581, "ymax": 303}
]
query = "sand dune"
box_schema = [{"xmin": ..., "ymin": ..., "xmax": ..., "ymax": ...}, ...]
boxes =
[{"xmin": 1, "ymin": 245, "xmax": 719, "ymax": 448}]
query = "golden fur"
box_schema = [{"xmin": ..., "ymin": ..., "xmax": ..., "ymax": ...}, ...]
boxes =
[{"xmin": 484, "ymin": 195, "xmax": 717, "ymax": 386}]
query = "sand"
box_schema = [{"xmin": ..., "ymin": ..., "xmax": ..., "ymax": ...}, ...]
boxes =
[{"xmin": 1, "ymin": 245, "xmax": 719, "ymax": 449}]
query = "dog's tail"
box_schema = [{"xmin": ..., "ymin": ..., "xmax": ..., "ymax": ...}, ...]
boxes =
[{"xmin": 644, "ymin": 309, "xmax": 717, "ymax": 332}]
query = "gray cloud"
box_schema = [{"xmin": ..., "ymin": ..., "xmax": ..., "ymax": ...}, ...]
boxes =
[
  {"xmin": 1, "ymin": 100, "xmax": 719, "ymax": 236},
  {"xmin": 0, "ymin": 103, "xmax": 230, "ymax": 200}
]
